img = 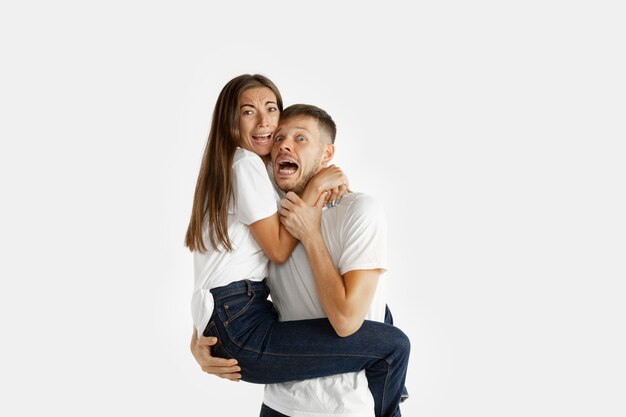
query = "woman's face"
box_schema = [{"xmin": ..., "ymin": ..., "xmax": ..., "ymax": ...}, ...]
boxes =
[{"xmin": 238, "ymin": 86, "xmax": 280, "ymax": 161}]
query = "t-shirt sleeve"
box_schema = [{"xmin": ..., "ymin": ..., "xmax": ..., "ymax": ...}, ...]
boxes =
[
  {"xmin": 232, "ymin": 154, "xmax": 278, "ymax": 225},
  {"xmin": 337, "ymin": 195, "xmax": 388, "ymax": 275}
]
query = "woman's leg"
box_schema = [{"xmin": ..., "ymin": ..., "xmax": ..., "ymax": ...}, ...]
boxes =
[
  {"xmin": 385, "ymin": 305, "xmax": 410, "ymax": 404},
  {"xmin": 206, "ymin": 280, "xmax": 410, "ymax": 417}
]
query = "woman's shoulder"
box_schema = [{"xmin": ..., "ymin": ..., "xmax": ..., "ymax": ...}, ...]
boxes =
[
  {"xmin": 232, "ymin": 148, "xmax": 269, "ymax": 182},
  {"xmin": 233, "ymin": 147, "xmax": 264, "ymax": 166}
]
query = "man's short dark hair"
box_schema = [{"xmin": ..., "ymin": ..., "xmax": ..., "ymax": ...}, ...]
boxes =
[{"xmin": 281, "ymin": 104, "xmax": 337, "ymax": 144}]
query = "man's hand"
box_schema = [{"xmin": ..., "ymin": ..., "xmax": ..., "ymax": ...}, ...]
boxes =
[
  {"xmin": 190, "ymin": 328, "xmax": 241, "ymax": 381},
  {"xmin": 279, "ymin": 191, "xmax": 326, "ymax": 242}
]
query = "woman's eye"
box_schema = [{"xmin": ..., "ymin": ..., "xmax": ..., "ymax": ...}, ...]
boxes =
[
  {"xmin": 243, "ymin": 110, "xmax": 253, "ymax": 116},
  {"xmin": 268, "ymin": 107, "xmax": 277, "ymax": 112}
]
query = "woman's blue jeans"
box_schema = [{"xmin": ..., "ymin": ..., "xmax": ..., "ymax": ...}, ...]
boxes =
[{"xmin": 204, "ymin": 279, "xmax": 410, "ymax": 417}]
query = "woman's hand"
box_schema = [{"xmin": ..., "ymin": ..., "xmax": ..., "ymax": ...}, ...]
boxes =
[
  {"xmin": 302, "ymin": 165, "xmax": 350, "ymax": 207},
  {"xmin": 190, "ymin": 328, "xmax": 241, "ymax": 381}
]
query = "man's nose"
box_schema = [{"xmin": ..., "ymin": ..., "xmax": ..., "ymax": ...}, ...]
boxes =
[{"xmin": 279, "ymin": 138, "xmax": 293, "ymax": 151}]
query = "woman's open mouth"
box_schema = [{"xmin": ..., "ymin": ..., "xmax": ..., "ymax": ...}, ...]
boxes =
[{"xmin": 252, "ymin": 132, "xmax": 272, "ymax": 145}]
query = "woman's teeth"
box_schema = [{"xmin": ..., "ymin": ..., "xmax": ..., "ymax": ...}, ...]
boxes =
[{"xmin": 252, "ymin": 133, "xmax": 272, "ymax": 144}]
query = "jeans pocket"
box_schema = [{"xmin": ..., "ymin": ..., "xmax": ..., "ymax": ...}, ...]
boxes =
[
  {"xmin": 203, "ymin": 321, "xmax": 233, "ymax": 360},
  {"xmin": 223, "ymin": 294, "xmax": 254, "ymax": 323}
]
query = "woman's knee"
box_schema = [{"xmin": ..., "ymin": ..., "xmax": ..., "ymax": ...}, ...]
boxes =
[{"xmin": 388, "ymin": 326, "xmax": 411, "ymax": 361}]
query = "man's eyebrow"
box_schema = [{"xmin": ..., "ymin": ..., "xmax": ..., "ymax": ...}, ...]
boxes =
[{"xmin": 275, "ymin": 126, "xmax": 311, "ymax": 133}]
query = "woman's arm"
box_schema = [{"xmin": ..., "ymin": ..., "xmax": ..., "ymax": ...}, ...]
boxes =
[
  {"xmin": 301, "ymin": 165, "xmax": 350, "ymax": 207},
  {"xmin": 250, "ymin": 165, "xmax": 350, "ymax": 264},
  {"xmin": 249, "ymin": 213, "xmax": 299, "ymax": 264}
]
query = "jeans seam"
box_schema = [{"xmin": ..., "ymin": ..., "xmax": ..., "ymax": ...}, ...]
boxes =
[
  {"xmin": 379, "ymin": 362, "xmax": 390, "ymax": 417},
  {"xmin": 221, "ymin": 292, "xmax": 256, "ymax": 324},
  {"xmin": 206, "ymin": 321, "xmax": 236, "ymax": 360},
  {"xmin": 222, "ymin": 320, "xmax": 392, "ymax": 362}
]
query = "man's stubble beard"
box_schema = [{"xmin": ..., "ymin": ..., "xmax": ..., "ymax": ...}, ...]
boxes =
[{"xmin": 278, "ymin": 167, "xmax": 319, "ymax": 196}]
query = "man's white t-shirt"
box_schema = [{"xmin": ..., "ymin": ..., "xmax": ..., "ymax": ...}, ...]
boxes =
[
  {"xmin": 191, "ymin": 147, "xmax": 278, "ymax": 336},
  {"xmin": 264, "ymin": 192, "xmax": 388, "ymax": 417}
]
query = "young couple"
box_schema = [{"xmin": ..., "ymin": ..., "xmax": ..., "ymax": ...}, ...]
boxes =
[{"xmin": 186, "ymin": 74, "xmax": 410, "ymax": 417}]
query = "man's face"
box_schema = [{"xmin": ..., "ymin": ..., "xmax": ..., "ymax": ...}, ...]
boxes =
[{"xmin": 271, "ymin": 115, "xmax": 328, "ymax": 194}]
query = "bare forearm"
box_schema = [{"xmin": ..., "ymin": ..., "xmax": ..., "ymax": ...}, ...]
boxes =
[
  {"xmin": 267, "ymin": 221, "xmax": 299, "ymax": 264},
  {"xmin": 301, "ymin": 181, "xmax": 324, "ymax": 206},
  {"xmin": 301, "ymin": 233, "xmax": 356, "ymax": 335},
  {"xmin": 250, "ymin": 214, "xmax": 299, "ymax": 264},
  {"xmin": 277, "ymin": 223, "xmax": 299, "ymax": 259}
]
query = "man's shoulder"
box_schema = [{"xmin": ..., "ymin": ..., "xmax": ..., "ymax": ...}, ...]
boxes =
[
  {"xmin": 322, "ymin": 192, "xmax": 386, "ymax": 234},
  {"xmin": 339, "ymin": 192, "xmax": 384, "ymax": 218}
]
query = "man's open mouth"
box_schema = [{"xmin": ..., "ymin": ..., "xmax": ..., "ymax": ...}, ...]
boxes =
[
  {"xmin": 277, "ymin": 158, "xmax": 299, "ymax": 175},
  {"xmin": 252, "ymin": 133, "xmax": 272, "ymax": 145}
]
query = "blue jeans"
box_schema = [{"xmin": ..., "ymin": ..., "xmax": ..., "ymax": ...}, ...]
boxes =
[
  {"xmin": 204, "ymin": 279, "xmax": 410, "ymax": 417},
  {"xmin": 384, "ymin": 306, "xmax": 410, "ymax": 404}
]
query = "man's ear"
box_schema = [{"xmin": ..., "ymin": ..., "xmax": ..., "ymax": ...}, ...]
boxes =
[{"xmin": 322, "ymin": 143, "xmax": 335, "ymax": 165}]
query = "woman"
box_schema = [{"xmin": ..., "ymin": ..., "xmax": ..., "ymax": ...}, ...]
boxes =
[{"xmin": 186, "ymin": 74, "xmax": 409, "ymax": 417}]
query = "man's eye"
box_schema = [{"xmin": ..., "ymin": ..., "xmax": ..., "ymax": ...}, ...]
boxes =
[
  {"xmin": 297, "ymin": 135, "xmax": 306, "ymax": 141},
  {"xmin": 275, "ymin": 136, "xmax": 284, "ymax": 141}
]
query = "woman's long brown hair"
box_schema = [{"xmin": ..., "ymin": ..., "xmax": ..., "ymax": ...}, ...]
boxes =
[{"xmin": 185, "ymin": 74, "xmax": 283, "ymax": 253}]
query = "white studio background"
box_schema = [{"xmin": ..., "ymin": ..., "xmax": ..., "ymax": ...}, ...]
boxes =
[{"xmin": 1, "ymin": 1, "xmax": 624, "ymax": 416}]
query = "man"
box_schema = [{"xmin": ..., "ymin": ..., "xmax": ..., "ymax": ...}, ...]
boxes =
[{"xmin": 191, "ymin": 104, "xmax": 408, "ymax": 417}]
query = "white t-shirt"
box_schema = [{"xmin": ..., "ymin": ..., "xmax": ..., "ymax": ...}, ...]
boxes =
[
  {"xmin": 264, "ymin": 192, "xmax": 389, "ymax": 417},
  {"xmin": 191, "ymin": 147, "xmax": 279, "ymax": 336}
]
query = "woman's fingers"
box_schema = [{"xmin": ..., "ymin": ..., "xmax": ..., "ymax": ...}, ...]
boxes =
[
  {"xmin": 326, "ymin": 187, "xmax": 339, "ymax": 207},
  {"xmin": 336, "ymin": 184, "xmax": 348, "ymax": 202}
]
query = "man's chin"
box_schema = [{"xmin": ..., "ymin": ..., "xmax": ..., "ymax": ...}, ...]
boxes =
[{"xmin": 277, "ymin": 178, "xmax": 305, "ymax": 195}]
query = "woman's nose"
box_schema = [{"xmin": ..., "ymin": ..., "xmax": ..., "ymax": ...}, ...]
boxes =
[{"xmin": 258, "ymin": 113, "xmax": 269, "ymax": 127}]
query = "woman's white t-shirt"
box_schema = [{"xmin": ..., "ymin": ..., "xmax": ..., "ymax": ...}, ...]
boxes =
[{"xmin": 191, "ymin": 147, "xmax": 279, "ymax": 336}]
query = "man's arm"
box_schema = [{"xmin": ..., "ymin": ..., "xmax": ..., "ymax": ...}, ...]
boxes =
[
  {"xmin": 190, "ymin": 328, "xmax": 241, "ymax": 381},
  {"xmin": 279, "ymin": 192, "xmax": 381, "ymax": 337},
  {"xmin": 300, "ymin": 233, "xmax": 381, "ymax": 337}
]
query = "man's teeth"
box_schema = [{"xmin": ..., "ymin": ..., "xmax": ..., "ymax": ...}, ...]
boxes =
[{"xmin": 278, "ymin": 159, "xmax": 298, "ymax": 175}]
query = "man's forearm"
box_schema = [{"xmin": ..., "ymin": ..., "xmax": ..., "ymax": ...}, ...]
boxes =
[{"xmin": 301, "ymin": 232, "xmax": 356, "ymax": 336}]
